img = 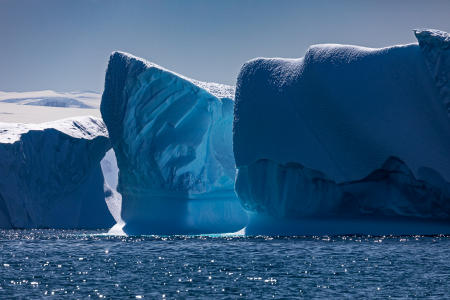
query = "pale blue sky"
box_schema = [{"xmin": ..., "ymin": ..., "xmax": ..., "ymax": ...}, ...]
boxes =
[{"xmin": 1, "ymin": 0, "xmax": 450, "ymax": 92}]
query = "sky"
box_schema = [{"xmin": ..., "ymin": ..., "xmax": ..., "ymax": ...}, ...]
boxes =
[{"xmin": 1, "ymin": 0, "xmax": 450, "ymax": 92}]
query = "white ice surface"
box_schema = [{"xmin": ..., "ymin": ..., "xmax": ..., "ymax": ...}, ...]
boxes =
[{"xmin": 101, "ymin": 149, "xmax": 122, "ymax": 223}]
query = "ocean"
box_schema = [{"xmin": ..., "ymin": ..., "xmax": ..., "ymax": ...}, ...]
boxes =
[{"xmin": 1, "ymin": 230, "xmax": 449, "ymax": 299}]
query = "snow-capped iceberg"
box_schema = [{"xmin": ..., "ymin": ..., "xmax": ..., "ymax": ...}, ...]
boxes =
[
  {"xmin": 0, "ymin": 116, "xmax": 115, "ymax": 229},
  {"xmin": 234, "ymin": 29, "xmax": 450, "ymax": 235},
  {"xmin": 101, "ymin": 52, "xmax": 247, "ymax": 235}
]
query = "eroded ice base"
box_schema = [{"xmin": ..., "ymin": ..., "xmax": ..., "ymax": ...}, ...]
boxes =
[
  {"xmin": 109, "ymin": 193, "xmax": 247, "ymax": 235},
  {"xmin": 237, "ymin": 157, "xmax": 450, "ymax": 235}
]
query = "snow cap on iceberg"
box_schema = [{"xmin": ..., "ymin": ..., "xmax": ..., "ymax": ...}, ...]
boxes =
[{"xmin": 0, "ymin": 116, "xmax": 107, "ymax": 143}]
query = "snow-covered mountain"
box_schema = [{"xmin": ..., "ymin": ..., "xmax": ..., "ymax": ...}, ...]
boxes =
[{"xmin": 101, "ymin": 51, "xmax": 247, "ymax": 235}]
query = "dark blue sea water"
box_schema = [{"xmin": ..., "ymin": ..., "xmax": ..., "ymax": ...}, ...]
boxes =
[{"xmin": 1, "ymin": 230, "xmax": 450, "ymax": 299}]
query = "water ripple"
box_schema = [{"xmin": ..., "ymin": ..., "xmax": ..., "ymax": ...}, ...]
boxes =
[{"xmin": 1, "ymin": 230, "xmax": 450, "ymax": 298}]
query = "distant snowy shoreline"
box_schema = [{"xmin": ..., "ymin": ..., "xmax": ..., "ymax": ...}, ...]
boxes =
[{"xmin": 0, "ymin": 90, "xmax": 101, "ymax": 123}]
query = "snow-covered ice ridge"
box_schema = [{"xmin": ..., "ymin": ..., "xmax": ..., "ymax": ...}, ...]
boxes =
[
  {"xmin": 0, "ymin": 117, "xmax": 106, "ymax": 143},
  {"xmin": 101, "ymin": 51, "xmax": 247, "ymax": 235},
  {"xmin": 234, "ymin": 29, "xmax": 450, "ymax": 235},
  {"xmin": 0, "ymin": 90, "xmax": 100, "ymax": 109},
  {"xmin": 0, "ymin": 116, "xmax": 115, "ymax": 229}
]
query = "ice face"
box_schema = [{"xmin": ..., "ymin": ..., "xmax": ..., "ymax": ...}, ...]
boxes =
[
  {"xmin": 234, "ymin": 29, "xmax": 450, "ymax": 234},
  {"xmin": 414, "ymin": 29, "xmax": 450, "ymax": 118},
  {"xmin": 101, "ymin": 52, "xmax": 247, "ymax": 235},
  {"xmin": 100, "ymin": 149, "xmax": 122, "ymax": 224},
  {"xmin": 0, "ymin": 116, "xmax": 115, "ymax": 229},
  {"xmin": 237, "ymin": 157, "xmax": 450, "ymax": 228}
]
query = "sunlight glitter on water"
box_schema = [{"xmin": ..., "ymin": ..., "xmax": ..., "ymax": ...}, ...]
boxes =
[{"xmin": 1, "ymin": 230, "xmax": 450, "ymax": 298}]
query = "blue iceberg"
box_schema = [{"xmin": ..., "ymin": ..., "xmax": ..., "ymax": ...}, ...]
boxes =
[
  {"xmin": 101, "ymin": 52, "xmax": 247, "ymax": 235},
  {"xmin": 234, "ymin": 29, "xmax": 450, "ymax": 235}
]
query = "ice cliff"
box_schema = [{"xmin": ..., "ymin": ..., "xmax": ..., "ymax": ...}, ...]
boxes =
[
  {"xmin": 0, "ymin": 116, "xmax": 115, "ymax": 229},
  {"xmin": 234, "ymin": 29, "xmax": 450, "ymax": 235},
  {"xmin": 101, "ymin": 52, "xmax": 247, "ymax": 235}
]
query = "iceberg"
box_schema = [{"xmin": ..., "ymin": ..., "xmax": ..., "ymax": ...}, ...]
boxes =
[
  {"xmin": 234, "ymin": 29, "xmax": 450, "ymax": 235},
  {"xmin": 0, "ymin": 116, "xmax": 115, "ymax": 229},
  {"xmin": 101, "ymin": 52, "xmax": 247, "ymax": 235}
]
